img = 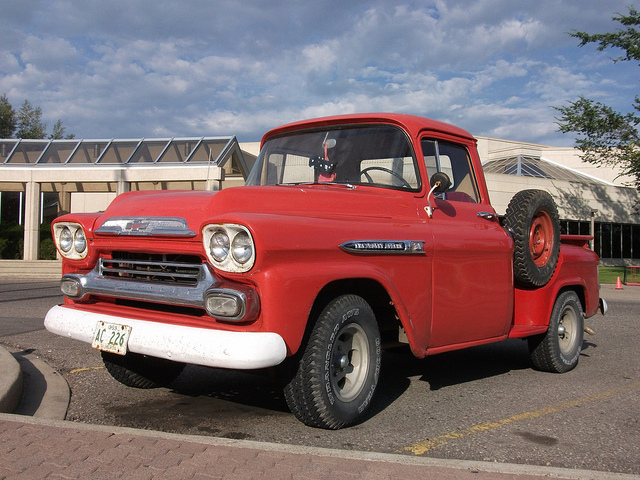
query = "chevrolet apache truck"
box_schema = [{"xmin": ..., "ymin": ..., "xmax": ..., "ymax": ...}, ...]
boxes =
[{"xmin": 45, "ymin": 113, "xmax": 605, "ymax": 429}]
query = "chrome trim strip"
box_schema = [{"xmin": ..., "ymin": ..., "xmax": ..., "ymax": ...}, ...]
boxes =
[
  {"xmin": 63, "ymin": 260, "xmax": 216, "ymax": 308},
  {"xmin": 340, "ymin": 240, "xmax": 425, "ymax": 255}
]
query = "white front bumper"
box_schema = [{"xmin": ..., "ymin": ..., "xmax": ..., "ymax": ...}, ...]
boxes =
[{"xmin": 44, "ymin": 305, "xmax": 287, "ymax": 370}]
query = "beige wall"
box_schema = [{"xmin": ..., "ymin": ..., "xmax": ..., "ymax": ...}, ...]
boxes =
[
  {"xmin": 485, "ymin": 173, "xmax": 638, "ymax": 224},
  {"xmin": 70, "ymin": 192, "xmax": 118, "ymax": 213}
]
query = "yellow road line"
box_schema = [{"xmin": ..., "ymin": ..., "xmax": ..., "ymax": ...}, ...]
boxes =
[
  {"xmin": 403, "ymin": 380, "xmax": 640, "ymax": 455},
  {"xmin": 69, "ymin": 366, "xmax": 105, "ymax": 374}
]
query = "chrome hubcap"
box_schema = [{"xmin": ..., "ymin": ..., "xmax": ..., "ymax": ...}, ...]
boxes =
[
  {"xmin": 558, "ymin": 307, "xmax": 577, "ymax": 355},
  {"xmin": 331, "ymin": 323, "xmax": 370, "ymax": 402}
]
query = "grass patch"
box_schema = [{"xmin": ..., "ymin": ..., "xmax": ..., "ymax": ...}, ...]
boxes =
[{"xmin": 599, "ymin": 266, "xmax": 627, "ymax": 284}]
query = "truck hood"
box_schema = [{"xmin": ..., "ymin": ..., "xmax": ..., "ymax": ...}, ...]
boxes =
[{"xmin": 95, "ymin": 185, "xmax": 419, "ymax": 236}]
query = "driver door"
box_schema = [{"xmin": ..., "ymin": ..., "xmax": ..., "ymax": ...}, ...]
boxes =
[{"xmin": 421, "ymin": 138, "xmax": 513, "ymax": 349}]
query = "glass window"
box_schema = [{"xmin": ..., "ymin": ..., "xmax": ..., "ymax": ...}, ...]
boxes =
[
  {"xmin": 568, "ymin": 221, "xmax": 579, "ymax": 235},
  {"xmin": 36, "ymin": 142, "xmax": 78, "ymax": 164},
  {"xmin": 601, "ymin": 223, "xmax": 612, "ymax": 258},
  {"xmin": 623, "ymin": 225, "xmax": 632, "ymax": 258},
  {"xmin": 422, "ymin": 139, "xmax": 438, "ymax": 181},
  {"xmin": 67, "ymin": 141, "xmax": 111, "ymax": 164},
  {"xmin": 420, "ymin": 139, "xmax": 479, "ymax": 203},
  {"xmin": 633, "ymin": 225, "xmax": 640, "ymax": 259},
  {"xmin": 247, "ymin": 125, "xmax": 420, "ymax": 191},
  {"xmin": 613, "ymin": 224, "xmax": 622, "ymax": 258},
  {"xmin": 128, "ymin": 141, "xmax": 167, "ymax": 164},
  {"xmin": 98, "ymin": 141, "xmax": 139, "ymax": 164},
  {"xmin": 579, "ymin": 221, "xmax": 590, "ymax": 235}
]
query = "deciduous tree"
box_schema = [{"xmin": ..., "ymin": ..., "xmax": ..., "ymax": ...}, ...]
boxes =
[{"xmin": 555, "ymin": 6, "xmax": 640, "ymax": 192}]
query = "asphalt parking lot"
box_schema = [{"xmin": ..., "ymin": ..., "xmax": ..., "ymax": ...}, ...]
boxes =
[{"xmin": 1, "ymin": 280, "xmax": 638, "ymax": 476}]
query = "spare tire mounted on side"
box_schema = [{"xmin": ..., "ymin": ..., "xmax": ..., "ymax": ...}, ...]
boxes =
[{"xmin": 504, "ymin": 189, "xmax": 560, "ymax": 288}]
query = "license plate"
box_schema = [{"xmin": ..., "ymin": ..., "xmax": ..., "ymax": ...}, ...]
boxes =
[{"xmin": 92, "ymin": 321, "xmax": 131, "ymax": 355}]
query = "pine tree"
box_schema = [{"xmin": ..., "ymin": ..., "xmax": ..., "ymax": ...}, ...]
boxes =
[
  {"xmin": 15, "ymin": 100, "xmax": 47, "ymax": 139},
  {"xmin": 0, "ymin": 94, "xmax": 16, "ymax": 138}
]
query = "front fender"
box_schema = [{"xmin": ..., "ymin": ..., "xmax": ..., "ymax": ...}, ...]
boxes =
[{"xmin": 251, "ymin": 258, "xmax": 431, "ymax": 356}]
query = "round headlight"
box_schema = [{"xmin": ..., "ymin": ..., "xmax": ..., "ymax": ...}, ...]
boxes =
[
  {"xmin": 210, "ymin": 229, "xmax": 230, "ymax": 262},
  {"xmin": 231, "ymin": 231, "xmax": 253, "ymax": 264},
  {"xmin": 59, "ymin": 227, "xmax": 73, "ymax": 253},
  {"xmin": 74, "ymin": 229, "xmax": 87, "ymax": 254}
]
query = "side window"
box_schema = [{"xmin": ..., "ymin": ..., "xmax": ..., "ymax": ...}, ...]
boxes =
[
  {"xmin": 421, "ymin": 139, "xmax": 479, "ymax": 203},
  {"xmin": 421, "ymin": 139, "xmax": 438, "ymax": 181}
]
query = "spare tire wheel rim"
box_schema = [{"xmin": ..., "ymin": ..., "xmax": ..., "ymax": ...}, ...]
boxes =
[{"xmin": 529, "ymin": 210, "xmax": 554, "ymax": 267}]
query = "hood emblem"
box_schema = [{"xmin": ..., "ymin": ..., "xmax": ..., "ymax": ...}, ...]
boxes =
[{"xmin": 96, "ymin": 217, "xmax": 196, "ymax": 237}]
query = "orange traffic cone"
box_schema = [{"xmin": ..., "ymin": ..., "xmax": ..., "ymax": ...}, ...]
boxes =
[{"xmin": 616, "ymin": 277, "xmax": 623, "ymax": 290}]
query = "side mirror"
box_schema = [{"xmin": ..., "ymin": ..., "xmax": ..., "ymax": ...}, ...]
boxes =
[
  {"xmin": 425, "ymin": 172, "xmax": 452, "ymax": 218},
  {"xmin": 429, "ymin": 172, "xmax": 451, "ymax": 193}
]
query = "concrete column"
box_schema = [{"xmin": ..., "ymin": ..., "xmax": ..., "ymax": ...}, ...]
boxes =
[
  {"xmin": 117, "ymin": 179, "xmax": 130, "ymax": 195},
  {"xmin": 206, "ymin": 167, "xmax": 225, "ymax": 191},
  {"xmin": 23, "ymin": 181, "xmax": 41, "ymax": 260},
  {"xmin": 590, "ymin": 209, "xmax": 598, "ymax": 252},
  {"xmin": 59, "ymin": 188, "xmax": 72, "ymax": 216}
]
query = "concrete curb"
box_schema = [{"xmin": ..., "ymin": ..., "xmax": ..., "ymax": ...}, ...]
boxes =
[
  {"xmin": 0, "ymin": 346, "xmax": 22, "ymax": 414},
  {"xmin": 0, "ymin": 412, "xmax": 638, "ymax": 480},
  {"xmin": 0, "ymin": 344, "xmax": 70, "ymax": 420},
  {"xmin": 11, "ymin": 350, "xmax": 70, "ymax": 419},
  {"xmin": 0, "ymin": 343, "xmax": 637, "ymax": 479}
]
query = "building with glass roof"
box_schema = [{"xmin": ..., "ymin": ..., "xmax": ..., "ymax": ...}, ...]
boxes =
[
  {"xmin": 477, "ymin": 137, "xmax": 640, "ymax": 264},
  {"xmin": 0, "ymin": 136, "xmax": 254, "ymax": 263},
  {"xmin": 0, "ymin": 133, "xmax": 638, "ymax": 268}
]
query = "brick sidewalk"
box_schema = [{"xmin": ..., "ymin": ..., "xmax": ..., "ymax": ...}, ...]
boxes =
[{"xmin": 2, "ymin": 415, "xmax": 633, "ymax": 480}]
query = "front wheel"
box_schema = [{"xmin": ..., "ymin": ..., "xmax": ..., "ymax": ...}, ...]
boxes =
[
  {"xmin": 528, "ymin": 291, "xmax": 584, "ymax": 373},
  {"xmin": 283, "ymin": 295, "xmax": 381, "ymax": 429}
]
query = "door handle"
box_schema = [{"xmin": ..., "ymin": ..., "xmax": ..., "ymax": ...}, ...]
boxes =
[{"xmin": 477, "ymin": 211, "xmax": 499, "ymax": 220}]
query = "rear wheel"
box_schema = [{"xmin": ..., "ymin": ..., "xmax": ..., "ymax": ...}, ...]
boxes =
[
  {"xmin": 283, "ymin": 294, "xmax": 381, "ymax": 429},
  {"xmin": 102, "ymin": 351, "xmax": 185, "ymax": 389},
  {"xmin": 529, "ymin": 291, "xmax": 584, "ymax": 373}
]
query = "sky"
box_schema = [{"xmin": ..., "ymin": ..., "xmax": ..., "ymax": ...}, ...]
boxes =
[{"xmin": 1, "ymin": 0, "xmax": 638, "ymax": 146}]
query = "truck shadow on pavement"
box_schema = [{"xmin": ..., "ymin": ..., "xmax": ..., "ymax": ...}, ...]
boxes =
[
  {"xmin": 382, "ymin": 339, "xmax": 532, "ymax": 391},
  {"xmin": 102, "ymin": 337, "xmax": 596, "ymax": 432}
]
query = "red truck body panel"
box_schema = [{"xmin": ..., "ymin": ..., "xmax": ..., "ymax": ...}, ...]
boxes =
[{"xmin": 47, "ymin": 113, "xmax": 601, "ymax": 363}]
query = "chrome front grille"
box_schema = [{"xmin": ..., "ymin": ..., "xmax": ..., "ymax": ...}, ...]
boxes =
[{"xmin": 101, "ymin": 252, "xmax": 204, "ymax": 286}]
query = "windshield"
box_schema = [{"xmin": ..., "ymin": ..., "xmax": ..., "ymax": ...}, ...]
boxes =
[{"xmin": 246, "ymin": 125, "xmax": 420, "ymax": 190}]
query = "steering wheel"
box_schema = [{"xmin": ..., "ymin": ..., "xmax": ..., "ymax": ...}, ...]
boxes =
[{"xmin": 361, "ymin": 166, "xmax": 412, "ymax": 189}]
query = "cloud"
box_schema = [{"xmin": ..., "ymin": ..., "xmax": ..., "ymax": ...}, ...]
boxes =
[{"xmin": 0, "ymin": 0, "xmax": 635, "ymax": 146}]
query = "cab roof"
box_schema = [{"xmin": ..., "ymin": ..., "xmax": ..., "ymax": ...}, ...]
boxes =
[{"xmin": 260, "ymin": 113, "xmax": 475, "ymax": 147}]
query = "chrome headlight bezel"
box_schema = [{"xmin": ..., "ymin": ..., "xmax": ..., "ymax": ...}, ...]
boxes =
[
  {"xmin": 53, "ymin": 222, "xmax": 88, "ymax": 260},
  {"xmin": 203, "ymin": 224, "xmax": 255, "ymax": 273}
]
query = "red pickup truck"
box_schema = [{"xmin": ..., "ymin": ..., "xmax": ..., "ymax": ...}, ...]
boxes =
[{"xmin": 45, "ymin": 113, "xmax": 605, "ymax": 429}]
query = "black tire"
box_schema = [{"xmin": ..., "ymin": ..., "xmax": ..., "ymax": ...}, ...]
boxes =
[
  {"xmin": 101, "ymin": 351, "xmax": 185, "ymax": 389},
  {"xmin": 283, "ymin": 295, "xmax": 381, "ymax": 429},
  {"xmin": 504, "ymin": 189, "xmax": 560, "ymax": 287},
  {"xmin": 528, "ymin": 291, "xmax": 584, "ymax": 373}
]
